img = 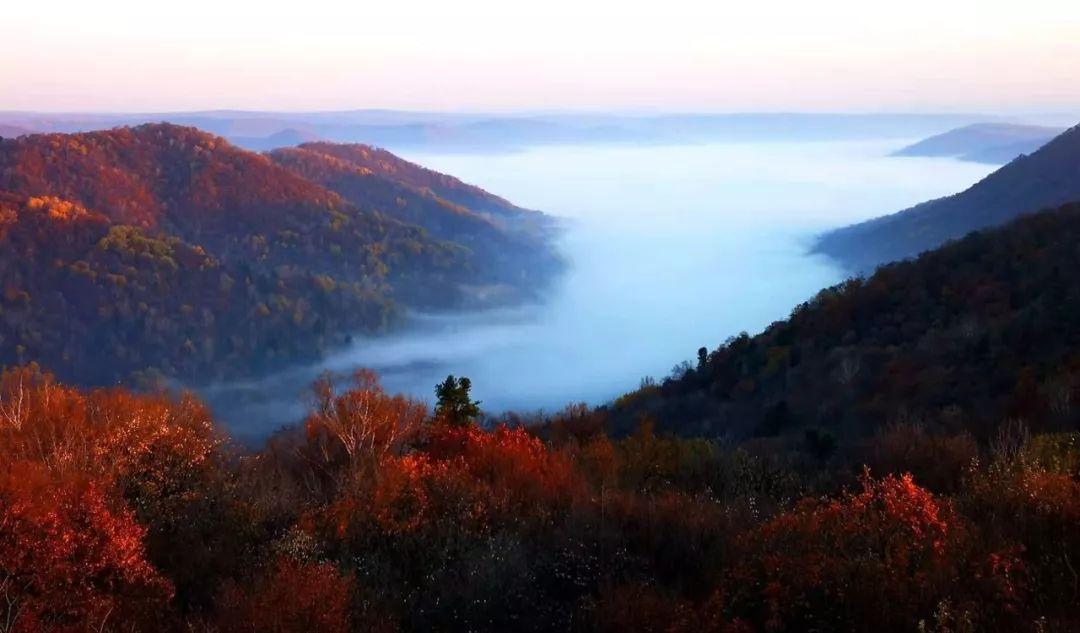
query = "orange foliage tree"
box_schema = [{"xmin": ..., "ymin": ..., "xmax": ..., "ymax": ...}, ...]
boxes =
[{"xmin": 0, "ymin": 365, "xmax": 219, "ymax": 487}]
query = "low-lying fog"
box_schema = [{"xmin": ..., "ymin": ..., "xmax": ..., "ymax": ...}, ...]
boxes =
[{"xmin": 205, "ymin": 140, "xmax": 994, "ymax": 438}]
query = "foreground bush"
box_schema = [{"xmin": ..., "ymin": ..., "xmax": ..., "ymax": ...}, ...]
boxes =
[{"xmin": 727, "ymin": 471, "xmax": 1022, "ymax": 631}]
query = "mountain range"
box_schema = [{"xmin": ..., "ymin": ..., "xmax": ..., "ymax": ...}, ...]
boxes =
[{"xmin": 0, "ymin": 111, "xmax": 1017, "ymax": 152}]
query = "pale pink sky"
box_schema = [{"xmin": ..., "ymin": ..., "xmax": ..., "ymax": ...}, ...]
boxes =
[{"xmin": 3, "ymin": 0, "xmax": 1079, "ymax": 113}]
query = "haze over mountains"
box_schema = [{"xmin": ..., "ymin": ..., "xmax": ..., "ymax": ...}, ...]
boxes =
[
  {"xmin": 0, "ymin": 124, "xmax": 560, "ymax": 385},
  {"xmin": 816, "ymin": 123, "xmax": 1080, "ymax": 273},
  {"xmin": 0, "ymin": 110, "xmax": 1035, "ymax": 152},
  {"xmin": 0, "ymin": 124, "xmax": 29, "ymax": 138}
]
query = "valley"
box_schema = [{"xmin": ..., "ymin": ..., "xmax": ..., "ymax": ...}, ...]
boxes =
[
  {"xmin": 5, "ymin": 1, "xmax": 1080, "ymax": 629},
  {"xmin": 205, "ymin": 138, "xmax": 992, "ymax": 435}
]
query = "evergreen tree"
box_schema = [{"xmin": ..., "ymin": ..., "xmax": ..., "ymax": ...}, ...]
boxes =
[{"xmin": 434, "ymin": 374, "xmax": 481, "ymax": 427}]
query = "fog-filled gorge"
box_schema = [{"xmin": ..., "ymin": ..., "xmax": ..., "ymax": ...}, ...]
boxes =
[{"xmin": 205, "ymin": 139, "xmax": 994, "ymax": 438}]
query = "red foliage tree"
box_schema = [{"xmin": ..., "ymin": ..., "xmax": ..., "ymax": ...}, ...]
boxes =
[
  {"xmin": 0, "ymin": 462, "xmax": 172, "ymax": 632},
  {"xmin": 728, "ymin": 471, "xmax": 974, "ymax": 631},
  {"xmin": 424, "ymin": 423, "xmax": 583, "ymax": 520}
]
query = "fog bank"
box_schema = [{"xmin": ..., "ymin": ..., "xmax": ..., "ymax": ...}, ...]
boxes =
[{"xmin": 204, "ymin": 140, "xmax": 993, "ymax": 438}]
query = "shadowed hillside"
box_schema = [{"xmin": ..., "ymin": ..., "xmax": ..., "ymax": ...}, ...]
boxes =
[{"xmin": 620, "ymin": 202, "xmax": 1080, "ymax": 443}]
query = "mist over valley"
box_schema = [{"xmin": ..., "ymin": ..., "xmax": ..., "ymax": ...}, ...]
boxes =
[{"xmin": 204, "ymin": 138, "xmax": 994, "ymax": 436}]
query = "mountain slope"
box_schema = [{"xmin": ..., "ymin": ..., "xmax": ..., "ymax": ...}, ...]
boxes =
[
  {"xmin": 961, "ymin": 138, "xmax": 1058, "ymax": 164},
  {"xmin": 815, "ymin": 123, "xmax": 1080, "ymax": 273},
  {"xmin": 294, "ymin": 141, "xmax": 548, "ymax": 229},
  {"xmin": 0, "ymin": 192, "xmax": 398, "ymax": 384},
  {"xmin": 892, "ymin": 123, "xmax": 1062, "ymax": 164},
  {"xmin": 617, "ymin": 202, "xmax": 1080, "ymax": 441},
  {"xmin": 0, "ymin": 125, "xmax": 477, "ymax": 301},
  {"xmin": 0, "ymin": 124, "xmax": 559, "ymax": 384},
  {"xmin": 268, "ymin": 145, "xmax": 561, "ymax": 294}
]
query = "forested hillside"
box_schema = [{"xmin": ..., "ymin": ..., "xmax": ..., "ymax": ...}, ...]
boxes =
[
  {"xmin": 269, "ymin": 144, "xmax": 559, "ymax": 293},
  {"xmin": 292, "ymin": 141, "xmax": 543, "ymax": 228},
  {"xmin": 816, "ymin": 123, "xmax": 1080, "ymax": 272},
  {"xmin": 0, "ymin": 125, "xmax": 560, "ymax": 385},
  {"xmin": 621, "ymin": 202, "xmax": 1080, "ymax": 443}
]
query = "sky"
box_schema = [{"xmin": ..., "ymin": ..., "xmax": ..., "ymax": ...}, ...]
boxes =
[{"xmin": 3, "ymin": 0, "xmax": 1079, "ymax": 113}]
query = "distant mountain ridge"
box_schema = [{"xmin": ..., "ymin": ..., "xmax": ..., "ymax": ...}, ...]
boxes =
[
  {"xmin": 0, "ymin": 111, "xmax": 1012, "ymax": 152},
  {"xmin": 892, "ymin": 123, "xmax": 1063, "ymax": 164},
  {"xmin": 815, "ymin": 123, "xmax": 1080, "ymax": 273},
  {"xmin": 0, "ymin": 124, "xmax": 560, "ymax": 385}
]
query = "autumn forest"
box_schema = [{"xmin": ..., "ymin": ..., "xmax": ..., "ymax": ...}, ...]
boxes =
[{"xmin": 3, "ymin": 120, "xmax": 1080, "ymax": 633}]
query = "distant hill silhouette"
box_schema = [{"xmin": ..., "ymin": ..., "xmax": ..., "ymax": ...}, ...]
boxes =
[
  {"xmin": 815, "ymin": 123, "xmax": 1080, "ymax": 273},
  {"xmin": 893, "ymin": 123, "xmax": 1062, "ymax": 164},
  {"xmin": 0, "ymin": 111, "xmax": 998, "ymax": 151},
  {"xmin": 228, "ymin": 128, "xmax": 325, "ymax": 151}
]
